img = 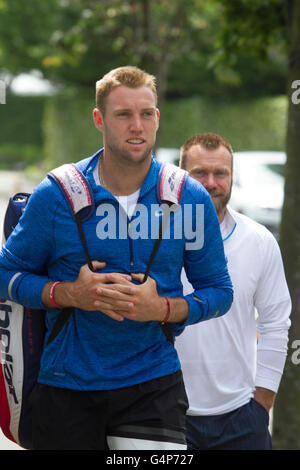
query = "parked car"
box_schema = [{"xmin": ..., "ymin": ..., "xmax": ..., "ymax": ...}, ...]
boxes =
[
  {"xmin": 155, "ymin": 147, "xmax": 180, "ymax": 166},
  {"xmin": 230, "ymin": 151, "xmax": 286, "ymax": 238}
]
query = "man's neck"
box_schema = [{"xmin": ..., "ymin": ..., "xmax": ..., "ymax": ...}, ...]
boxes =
[
  {"xmin": 218, "ymin": 207, "xmax": 227, "ymax": 224},
  {"xmin": 99, "ymin": 152, "xmax": 151, "ymax": 196}
]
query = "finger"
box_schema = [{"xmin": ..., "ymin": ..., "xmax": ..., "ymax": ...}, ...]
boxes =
[
  {"xmin": 97, "ymin": 284, "xmax": 137, "ymax": 297},
  {"xmin": 102, "ymin": 310, "xmax": 125, "ymax": 322},
  {"xmin": 99, "ymin": 304, "xmax": 137, "ymax": 320},
  {"xmin": 94, "ymin": 297, "xmax": 135, "ymax": 311},
  {"xmin": 130, "ymin": 273, "xmax": 145, "ymax": 283},
  {"xmin": 104, "ymin": 272, "xmax": 132, "ymax": 284}
]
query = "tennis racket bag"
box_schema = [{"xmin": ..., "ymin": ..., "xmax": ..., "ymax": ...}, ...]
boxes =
[{"xmin": 0, "ymin": 162, "xmax": 95, "ymax": 449}]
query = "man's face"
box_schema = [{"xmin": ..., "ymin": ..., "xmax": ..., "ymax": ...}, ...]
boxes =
[
  {"xmin": 185, "ymin": 144, "xmax": 233, "ymax": 221},
  {"xmin": 93, "ymin": 85, "xmax": 159, "ymax": 167}
]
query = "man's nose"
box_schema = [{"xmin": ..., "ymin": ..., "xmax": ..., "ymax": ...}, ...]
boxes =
[
  {"xmin": 129, "ymin": 114, "xmax": 143, "ymax": 132},
  {"xmin": 204, "ymin": 174, "xmax": 217, "ymax": 189}
]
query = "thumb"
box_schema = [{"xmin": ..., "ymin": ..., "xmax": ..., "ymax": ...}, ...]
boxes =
[{"xmin": 90, "ymin": 260, "xmax": 106, "ymax": 272}]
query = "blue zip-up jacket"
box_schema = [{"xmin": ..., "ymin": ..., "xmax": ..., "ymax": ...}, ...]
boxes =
[{"xmin": 0, "ymin": 150, "xmax": 233, "ymax": 390}]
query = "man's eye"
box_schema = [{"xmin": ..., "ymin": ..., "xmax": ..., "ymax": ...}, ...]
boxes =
[{"xmin": 143, "ymin": 111, "xmax": 154, "ymax": 117}]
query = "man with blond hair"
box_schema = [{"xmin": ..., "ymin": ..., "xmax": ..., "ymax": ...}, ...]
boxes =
[
  {"xmin": 176, "ymin": 132, "xmax": 291, "ymax": 450},
  {"xmin": 0, "ymin": 70, "xmax": 233, "ymax": 450}
]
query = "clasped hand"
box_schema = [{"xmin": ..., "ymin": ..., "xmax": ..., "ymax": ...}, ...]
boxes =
[{"xmin": 70, "ymin": 261, "xmax": 165, "ymax": 323}]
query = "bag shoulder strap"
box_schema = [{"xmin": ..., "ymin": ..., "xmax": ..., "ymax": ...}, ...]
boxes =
[
  {"xmin": 143, "ymin": 163, "xmax": 187, "ymax": 279},
  {"xmin": 47, "ymin": 160, "xmax": 187, "ymax": 345},
  {"xmin": 48, "ymin": 162, "xmax": 95, "ymax": 271},
  {"xmin": 157, "ymin": 161, "xmax": 187, "ymax": 205},
  {"xmin": 48, "ymin": 162, "xmax": 95, "ymax": 221},
  {"xmin": 46, "ymin": 163, "xmax": 95, "ymax": 345},
  {"xmin": 149, "ymin": 162, "xmax": 188, "ymax": 344}
]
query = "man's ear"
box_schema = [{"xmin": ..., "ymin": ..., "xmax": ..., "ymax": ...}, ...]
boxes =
[
  {"xmin": 93, "ymin": 108, "xmax": 104, "ymax": 131},
  {"xmin": 156, "ymin": 108, "xmax": 160, "ymax": 131}
]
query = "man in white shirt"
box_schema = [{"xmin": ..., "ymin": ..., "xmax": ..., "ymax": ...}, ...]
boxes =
[{"xmin": 175, "ymin": 133, "xmax": 291, "ymax": 450}]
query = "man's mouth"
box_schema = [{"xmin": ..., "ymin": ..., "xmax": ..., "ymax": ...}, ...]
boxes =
[{"xmin": 127, "ymin": 139, "xmax": 145, "ymax": 145}]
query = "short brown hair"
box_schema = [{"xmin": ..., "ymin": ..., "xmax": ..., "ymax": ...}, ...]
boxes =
[
  {"xmin": 96, "ymin": 66, "xmax": 157, "ymax": 114},
  {"xmin": 180, "ymin": 133, "xmax": 233, "ymax": 170}
]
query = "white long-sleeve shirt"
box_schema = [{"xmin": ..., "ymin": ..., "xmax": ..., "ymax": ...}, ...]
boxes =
[{"xmin": 175, "ymin": 206, "xmax": 291, "ymax": 416}]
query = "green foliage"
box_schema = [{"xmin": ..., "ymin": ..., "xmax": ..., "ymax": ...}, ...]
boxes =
[
  {"xmin": 42, "ymin": 90, "xmax": 102, "ymax": 168},
  {"xmin": 167, "ymin": 52, "xmax": 287, "ymax": 99},
  {"xmin": 41, "ymin": 90, "xmax": 287, "ymax": 169},
  {"xmin": 0, "ymin": 0, "xmax": 61, "ymax": 76},
  {"xmin": 0, "ymin": 93, "xmax": 46, "ymax": 169},
  {"xmin": 0, "ymin": 0, "xmax": 286, "ymax": 100},
  {"xmin": 0, "ymin": 90, "xmax": 287, "ymax": 171},
  {"xmin": 0, "ymin": 0, "xmax": 290, "ymax": 170},
  {"xmin": 0, "ymin": 0, "xmax": 209, "ymax": 89},
  {"xmin": 159, "ymin": 94, "xmax": 287, "ymax": 152},
  {"xmin": 214, "ymin": 0, "xmax": 287, "ymax": 63}
]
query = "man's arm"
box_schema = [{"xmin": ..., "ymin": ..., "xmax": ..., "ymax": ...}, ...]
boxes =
[
  {"xmin": 254, "ymin": 387, "xmax": 276, "ymax": 413},
  {"xmin": 254, "ymin": 231, "xmax": 291, "ymax": 411},
  {"xmin": 42, "ymin": 261, "xmax": 136, "ymax": 322},
  {"xmin": 44, "ymin": 266, "xmax": 189, "ymax": 324},
  {"xmin": 0, "ymin": 180, "xmax": 58, "ymax": 309}
]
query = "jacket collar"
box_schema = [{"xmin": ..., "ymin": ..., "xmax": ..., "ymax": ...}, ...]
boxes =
[{"xmin": 84, "ymin": 148, "xmax": 161, "ymax": 203}]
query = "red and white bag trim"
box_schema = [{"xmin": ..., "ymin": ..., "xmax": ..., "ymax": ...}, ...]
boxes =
[
  {"xmin": 159, "ymin": 163, "xmax": 187, "ymax": 205},
  {"xmin": 50, "ymin": 164, "xmax": 93, "ymax": 216}
]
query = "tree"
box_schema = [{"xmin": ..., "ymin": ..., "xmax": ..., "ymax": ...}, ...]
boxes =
[
  {"xmin": 39, "ymin": 0, "xmax": 224, "ymax": 107},
  {"xmin": 274, "ymin": 0, "xmax": 300, "ymax": 450},
  {"xmin": 0, "ymin": 0, "xmax": 286, "ymax": 102},
  {"xmin": 0, "ymin": 0, "xmax": 61, "ymax": 78},
  {"xmin": 0, "ymin": 1, "xmax": 214, "ymax": 102},
  {"xmin": 214, "ymin": 0, "xmax": 300, "ymax": 450}
]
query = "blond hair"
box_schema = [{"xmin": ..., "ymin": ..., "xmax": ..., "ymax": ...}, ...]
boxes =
[
  {"xmin": 96, "ymin": 66, "xmax": 157, "ymax": 114},
  {"xmin": 180, "ymin": 133, "xmax": 233, "ymax": 170}
]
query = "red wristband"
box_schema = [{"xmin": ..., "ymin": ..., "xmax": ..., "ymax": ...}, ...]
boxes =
[
  {"xmin": 49, "ymin": 281, "xmax": 63, "ymax": 309},
  {"xmin": 161, "ymin": 297, "xmax": 170, "ymax": 324}
]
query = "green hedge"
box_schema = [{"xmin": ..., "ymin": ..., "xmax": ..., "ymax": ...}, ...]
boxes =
[
  {"xmin": 44, "ymin": 92, "xmax": 288, "ymax": 169},
  {"xmin": 0, "ymin": 91, "xmax": 288, "ymax": 172},
  {"xmin": 0, "ymin": 93, "xmax": 46, "ymax": 169},
  {"xmin": 158, "ymin": 95, "xmax": 287, "ymax": 152},
  {"xmin": 42, "ymin": 90, "xmax": 102, "ymax": 168}
]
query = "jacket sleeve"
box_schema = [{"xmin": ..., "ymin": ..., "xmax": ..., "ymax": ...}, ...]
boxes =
[
  {"xmin": 178, "ymin": 185, "xmax": 233, "ymax": 330},
  {"xmin": 0, "ymin": 178, "xmax": 60, "ymax": 309}
]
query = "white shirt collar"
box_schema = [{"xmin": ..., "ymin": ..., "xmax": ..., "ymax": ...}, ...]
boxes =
[{"xmin": 220, "ymin": 206, "xmax": 237, "ymax": 242}]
